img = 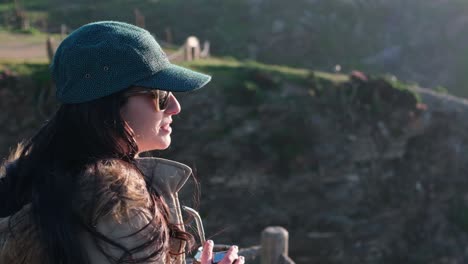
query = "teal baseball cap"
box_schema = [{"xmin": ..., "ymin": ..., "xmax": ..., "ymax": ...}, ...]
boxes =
[{"xmin": 51, "ymin": 21, "xmax": 211, "ymax": 104}]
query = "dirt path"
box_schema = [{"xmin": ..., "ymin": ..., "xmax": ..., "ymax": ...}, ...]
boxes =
[
  {"xmin": 0, "ymin": 42, "xmax": 47, "ymax": 60},
  {"xmin": 0, "ymin": 32, "xmax": 62, "ymax": 61},
  {"xmin": 0, "ymin": 32, "xmax": 180, "ymax": 62}
]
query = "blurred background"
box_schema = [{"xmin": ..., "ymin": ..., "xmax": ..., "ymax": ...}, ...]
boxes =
[{"xmin": 4, "ymin": 0, "xmax": 468, "ymax": 263}]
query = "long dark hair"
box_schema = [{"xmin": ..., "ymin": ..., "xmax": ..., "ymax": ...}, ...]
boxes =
[{"xmin": 0, "ymin": 89, "xmax": 193, "ymax": 263}]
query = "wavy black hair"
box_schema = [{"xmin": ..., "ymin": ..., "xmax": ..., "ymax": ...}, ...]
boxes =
[{"xmin": 0, "ymin": 89, "xmax": 193, "ymax": 263}]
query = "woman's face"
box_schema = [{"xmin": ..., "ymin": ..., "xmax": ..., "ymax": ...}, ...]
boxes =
[{"xmin": 120, "ymin": 89, "xmax": 181, "ymax": 154}]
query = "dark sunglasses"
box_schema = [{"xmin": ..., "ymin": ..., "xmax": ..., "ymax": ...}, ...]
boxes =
[{"xmin": 122, "ymin": 89, "xmax": 171, "ymax": 111}]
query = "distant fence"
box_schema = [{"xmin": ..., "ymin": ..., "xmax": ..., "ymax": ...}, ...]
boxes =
[
  {"xmin": 166, "ymin": 36, "xmax": 210, "ymax": 62},
  {"xmin": 46, "ymin": 8, "xmax": 211, "ymax": 63},
  {"xmin": 186, "ymin": 226, "xmax": 295, "ymax": 264},
  {"xmin": 46, "ymin": 33, "xmax": 209, "ymax": 64}
]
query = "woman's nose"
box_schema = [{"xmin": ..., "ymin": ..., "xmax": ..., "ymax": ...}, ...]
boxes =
[{"xmin": 164, "ymin": 93, "xmax": 181, "ymax": 115}]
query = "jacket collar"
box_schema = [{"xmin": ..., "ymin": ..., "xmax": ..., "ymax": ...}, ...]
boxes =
[
  {"xmin": 135, "ymin": 157, "xmax": 192, "ymax": 196},
  {"xmin": 136, "ymin": 157, "xmax": 192, "ymax": 263}
]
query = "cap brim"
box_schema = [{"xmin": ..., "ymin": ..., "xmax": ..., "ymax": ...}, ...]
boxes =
[{"xmin": 133, "ymin": 64, "xmax": 211, "ymax": 92}]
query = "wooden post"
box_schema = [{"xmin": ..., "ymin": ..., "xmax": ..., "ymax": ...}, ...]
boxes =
[
  {"xmin": 14, "ymin": 0, "xmax": 29, "ymax": 31},
  {"xmin": 165, "ymin": 27, "xmax": 173, "ymax": 44},
  {"xmin": 184, "ymin": 36, "xmax": 200, "ymax": 61},
  {"xmin": 134, "ymin": 8, "xmax": 145, "ymax": 29},
  {"xmin": 261, "ymin": 226, "xmax": 294, "ymax": 264},
  {"xmin": 60, "ymin": 24, "xmax": 67, "ymax": 39},
  {"xmin": 46, "ymin": 36, "xmax": 55, "ymax": 63},
  {"xmin": 200, "ymin": 41, "xmax": 210, "ymax": 58}
]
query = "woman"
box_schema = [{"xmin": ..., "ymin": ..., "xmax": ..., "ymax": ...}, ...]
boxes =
[{"xmin": 0, "ymin": 21, "xmax": 244, "ymax": 264}]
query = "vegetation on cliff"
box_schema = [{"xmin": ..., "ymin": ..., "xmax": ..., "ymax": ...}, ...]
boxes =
[{"xmin": 5, "ymin": 57, "xmax": 466, "ymax": 263}]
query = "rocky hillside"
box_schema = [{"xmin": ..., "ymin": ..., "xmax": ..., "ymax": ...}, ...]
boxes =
[{"xmin": 2, "ymin": 59, "xmax": 468, "ymax": 263}]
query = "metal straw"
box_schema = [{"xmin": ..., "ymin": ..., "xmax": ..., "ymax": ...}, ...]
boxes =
[{"xmin": 182, "ymin": 206, "xmax": 206, "ymax": 245}]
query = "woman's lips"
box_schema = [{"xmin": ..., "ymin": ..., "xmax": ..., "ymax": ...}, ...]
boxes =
[{"xmin": 160, "ymin": 123, "xmax": 172, "ymax": 133}]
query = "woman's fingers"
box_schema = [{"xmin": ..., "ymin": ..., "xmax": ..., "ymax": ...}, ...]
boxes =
[
  {"xmin": 218, "ymin": 245, "xmax": 239, "ymax": 264},
  {"xmin": 234, "ymin": 256, "xmax": 245, "ymax": 264},
  {"xmin": 200, "ymin": 240, "xmax": 214, "ymax": 264},
  {"xmin": 202, "ymin": 243, "xmax": 245, "ymax": 264}
]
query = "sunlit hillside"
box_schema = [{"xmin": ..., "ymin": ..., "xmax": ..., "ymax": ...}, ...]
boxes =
[{"xmin": 2, "ymin": 0, "xmax": 468, "ymax": 96}]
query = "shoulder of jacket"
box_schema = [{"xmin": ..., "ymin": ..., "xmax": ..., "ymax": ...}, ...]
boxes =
[
  {"xmin": 76, "ymin": 159, "xmax": 151, "ymax": 224},
  {"xmin": 0, "ymin": 205, "xmax": 47, "ymax": 263},
  {"xmin": 77, "ymin": 160, "xmax": 170, "ymax": 263}
]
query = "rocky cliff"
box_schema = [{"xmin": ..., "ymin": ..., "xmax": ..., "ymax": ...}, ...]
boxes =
[{"xmin": 2, "ymin": 60, "xmax": 468, "ymax": 263}]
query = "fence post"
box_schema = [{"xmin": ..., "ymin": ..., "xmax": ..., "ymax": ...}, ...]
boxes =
[
  {"xmin": 134, "ymin": 8, "xmax": 145, "ymax": 29},
  {"xmin": 184, "ymin": 36, "xmax": 200, "ymax": 61},
  {"xmin": 261, "ymin": 226, "xmax": 294, "ymax": 264},
  {"xmin": 46, "ymin": 36, "xmax": 55, "ymax": 63}
]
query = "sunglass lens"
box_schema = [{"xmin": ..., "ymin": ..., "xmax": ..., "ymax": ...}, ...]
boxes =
[{"xmin": 158, "ymin": 90, "xmax": 170, "ymax": 110}]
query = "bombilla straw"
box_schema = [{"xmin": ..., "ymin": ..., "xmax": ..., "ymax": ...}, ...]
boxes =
[{"xmin": 182, "ymin": 206, "xmax": 206, "ymax": 245}]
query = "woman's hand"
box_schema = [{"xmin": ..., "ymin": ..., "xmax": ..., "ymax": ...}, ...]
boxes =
[{"xmin": 200, "ymin": 240, "xmax": 245, "ymax": 264}]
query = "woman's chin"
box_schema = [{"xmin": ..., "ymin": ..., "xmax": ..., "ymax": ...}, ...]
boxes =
[
  {"xmin": 156, "ymin": 137, "xmax": 172, "ymax": 150},
  {"xmin": 137, "ymin": 137, "xmax": 171, "ymax": 152},
  {"xmin": 158, "ymin": 144, "xmax": 171, "ymax": 150}
]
